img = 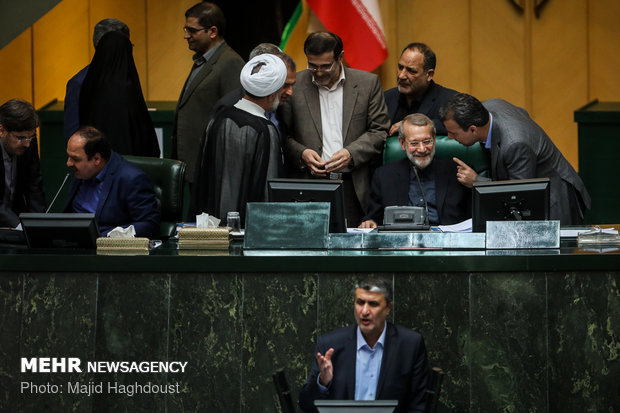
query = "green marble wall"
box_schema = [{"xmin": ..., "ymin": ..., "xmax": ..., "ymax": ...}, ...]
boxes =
[{"xmin": 2, "ymin": 271, "xmax": 619, "ymax": 412}]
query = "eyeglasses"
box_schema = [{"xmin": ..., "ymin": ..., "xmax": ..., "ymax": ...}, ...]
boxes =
[
  {"xmin": 183, "ymin": 26, "xmax": 210, "ymax": 35},
  {"xmin": 405, "ymin": 139, "xmax": 434, "ymax": 149},
  {"xmin": 9, "ymin": 131, "xmax": 36, "ymax": 143},
  {"xmin": 307, "ymin": 60, "xmax": 337, "ymax": 74}
]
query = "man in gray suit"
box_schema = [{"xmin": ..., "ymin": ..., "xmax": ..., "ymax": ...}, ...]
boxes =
[
  {"xmin": 173, "ymin": 2, "xmax": 244, "ymax": 184},
  {"xmin": 439, "ymin": 93, "xmax": 591, "ymax": 224},
  {"xmin": 282, "ymin": 32, "xmax": 390, "ymax": 227}
]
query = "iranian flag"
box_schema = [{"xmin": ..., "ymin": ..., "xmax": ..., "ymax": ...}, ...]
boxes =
[{"xmin": 280, "ymin": 0, "xmax": 387, "ymax": 72}]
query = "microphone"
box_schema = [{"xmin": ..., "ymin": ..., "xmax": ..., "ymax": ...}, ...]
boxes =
[
  {"xmin": 45, "ymin": 172, "xmax": 71, "ymax": 213},
  {"xmin": 412, "ymin": 166, "xmax": 430, "ymax": 227}
]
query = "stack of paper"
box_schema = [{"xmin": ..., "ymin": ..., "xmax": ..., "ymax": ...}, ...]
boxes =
[{"xmin": 177, "ymin": 227, "xmax": 231, "ymax": 250}]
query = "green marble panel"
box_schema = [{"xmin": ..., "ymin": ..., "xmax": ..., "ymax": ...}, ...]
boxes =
[
  {"xmin": 317, "ymin": 274, "xmax": 372, "ymax": 335},
  {"xmin": 240, "ymin": 273, "xmax": 317, "ymax": 412},
  {"xmin": 167, "ymin": 273, "xmax": 243, "ymax": 413},
  {"xmin": 92, "ymin": 274, "xmax": 169, "ymax": 413},
  {"xmin": 18, "ymin": 273, "xmax": 98, "ymax": 413},
  {"xmin": 396, "ymin": 273, "xmax": 469, "ymax": 413},
  {"xmin": 0, "ymin": 273, "xmax": 22, "ymax": 411},
  {"xmin": 469, "ymin": 273, "xmax": 547, "ymax": 412},
  {"xmin": 547, "ymin": 272, "xmax": 620, "ymax": 412}
]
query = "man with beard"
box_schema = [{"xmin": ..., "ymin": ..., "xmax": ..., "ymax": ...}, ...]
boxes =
[
  {"xmin": 0, "ymin": 99, "xmax": 45, "ymax": 228},
  {"xmin": 173, "ymin": 2, "xmax": 244, "ymax": 185},
  {"xmin": 282, "ymin": 32, "xmax": 390, "ymax": 227},
  {"xmin": 384, "ymin": 43, "xmax": 458, "ymax": 136},
  {"xmin": 359, "ymin": 113, "xmax": 470, "ymax": 228},
  {"xmin": 190, "ymin": 53, "xmax": 287, "ymax": 225}
]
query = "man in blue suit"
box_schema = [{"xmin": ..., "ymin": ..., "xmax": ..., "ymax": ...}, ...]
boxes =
[
  {"xmin": 64, "ymin": 126, "xmax": 160, "ymax": 237},
  {"xmin": 299, "ymin": 277, "xmax": 429, "ymax": 413}
]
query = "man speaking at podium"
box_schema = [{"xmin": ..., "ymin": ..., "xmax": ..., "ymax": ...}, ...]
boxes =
[{"xmin": 299, "ymin": 278, "xmax": 429, "ymax": 412}]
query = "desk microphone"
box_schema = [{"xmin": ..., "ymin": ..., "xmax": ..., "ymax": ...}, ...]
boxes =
[
  {"xmin": 45, "ymin": 172, "xmax": 71, "ymax": 213},
  {"xmin": 413, "ymin": 166, "xmax": 430, "ymax": 227}
]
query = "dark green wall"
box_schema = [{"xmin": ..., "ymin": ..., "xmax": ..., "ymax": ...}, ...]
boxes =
[{"xmin": 2, "ymin": 271, "xmax": 619, "ymax": 412}]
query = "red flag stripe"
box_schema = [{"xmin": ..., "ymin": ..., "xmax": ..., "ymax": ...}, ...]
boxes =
[{"xmin": 307, "ymin": 0, "xmax": 387, "ymax": 72}]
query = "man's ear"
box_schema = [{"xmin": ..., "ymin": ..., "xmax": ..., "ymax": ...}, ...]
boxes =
[
  {"xmin": 209, "ymin": 26, "xmax": 219, "ymax": 39},
  {"xmin": 425, "ymin": 68, "xmax": 435, "ymax": 81},
  {"xmin": 0, "ymin": 124, "xmax": 5, "ymax": 137},
  {"xmin": 93, "ymin": 153, "xmax": 103, "ymax": 166}
]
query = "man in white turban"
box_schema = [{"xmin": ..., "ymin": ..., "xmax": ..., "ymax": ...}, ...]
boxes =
[{"xmin": 190, "ymin": 54, "xmax": 288, "ymax": 225}]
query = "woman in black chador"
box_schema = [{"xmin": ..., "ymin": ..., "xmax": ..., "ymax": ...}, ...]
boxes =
[{"xmin": 79, "ymin": 31, "xmax": 160, "ymax": 157}]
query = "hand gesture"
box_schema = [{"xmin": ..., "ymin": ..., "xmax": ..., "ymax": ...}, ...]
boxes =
[
  {"xmin": 317, "ymin": 348, "xmax": 334, "ymax": 386},
  {"xmin": 453, "ymin": 157, "xmax": 478, "ymax": 188}
]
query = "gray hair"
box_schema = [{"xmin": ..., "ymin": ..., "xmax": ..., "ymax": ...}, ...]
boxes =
[
  {"xmin": 355, "ymin": 277, "xmax": 393, "ymax": 303},
  {"xmin": 398, "ymin": 113, "xmax": 436, "ymax": 140},
  {"xmin": 249, "ymin": 43, "xmax": 296, "ymax": 72},
  {"xmin": 93, "ymin": 18, "xmax": 130, "ymax": 47}
]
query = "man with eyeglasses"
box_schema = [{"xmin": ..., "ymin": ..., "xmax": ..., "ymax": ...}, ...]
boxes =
[
  {"xmin": 0, "ymin": 99, "xmax": 45, "ymax": 228},
  {"xmin": 173, "ymin": 2, "xmax": 244, "ymax": 186},
  {"xmin": 359, "ymin": 113, "xmax": 470, "ymax": 228},
  {"xmin": 282, "ymin": 32, "xmax": 390, "ymax": 227}
]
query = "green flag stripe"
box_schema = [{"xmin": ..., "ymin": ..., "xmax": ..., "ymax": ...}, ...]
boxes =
[{"xmin": 279, "ymin": 1, "xmax": 303, "ymax": 50}]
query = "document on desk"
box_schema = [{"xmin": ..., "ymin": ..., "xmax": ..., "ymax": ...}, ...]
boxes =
[{"xmin": 438, "ymin": 218, "xmax": 472, "ymax": 233}]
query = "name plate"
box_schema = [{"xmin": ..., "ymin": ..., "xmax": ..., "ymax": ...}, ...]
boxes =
[
  {"xmin": 486, "ymin": 220, "xmax": 560, "ymax": 249},
  {"xmin": 244, "ymin": 202, "xmax": 330, "ymax": 249}
]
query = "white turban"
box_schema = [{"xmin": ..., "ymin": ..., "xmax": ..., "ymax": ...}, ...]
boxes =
[{"xmin": 240, "ymin": 53, "xmax": 287, "ymax": 97}]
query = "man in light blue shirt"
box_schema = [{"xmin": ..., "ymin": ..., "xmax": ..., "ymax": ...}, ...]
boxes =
[{"xmin": 300, "ymin": 277, "xmax": 429, "ymax": 412}]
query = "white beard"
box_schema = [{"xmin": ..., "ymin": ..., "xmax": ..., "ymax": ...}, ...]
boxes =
[{"xmin": 406, "ymin": 146, "xmax": 435, "ymax": 170}]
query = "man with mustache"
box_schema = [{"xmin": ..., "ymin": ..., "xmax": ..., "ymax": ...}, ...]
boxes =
[
  {"xmin": 359, "ymin": 113, "xmax": 470, "ymax": 228},
  {"xmin": 0, "ymin": 99, "xmax": 45, "ymax": 229},
  {"xmin": 282, "ymin": 32, "xmax": 390, "ymax": 227},
  {"xmin": 299, "ymin": 277, "xmax": 429, "ymax": 412},
  {"xmin": 384, "ymin": 43, "xmax": 458, "ymax": 136}
]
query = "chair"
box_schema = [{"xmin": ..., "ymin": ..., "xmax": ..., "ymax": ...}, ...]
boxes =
[
  {"xmin": 424, "ymin": 367, "xmax": 445, "ymax": 413},
  {"xmin": 272, "ymin": 368, "xmax": 296, "ymax": 413},
  {"xmin": 123, "ymin": 155, "xmax": 186, "ymax": 240},
  {"xmin": 383, "ymin": 135, "xmax": 490, "ymax": 177}
]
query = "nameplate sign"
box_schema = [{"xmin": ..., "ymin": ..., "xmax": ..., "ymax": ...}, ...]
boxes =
[
  {"xmin": 244, "ymin": 202, "xmax": 330, "ymax": 249},
  {"xmin": 486, "ymin": 220, "xmax": 560, "ymax": 249}
]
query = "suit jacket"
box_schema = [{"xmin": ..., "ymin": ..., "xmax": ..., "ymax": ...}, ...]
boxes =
[
  {"xmin": 282, "ymin": 67, "xmax": 390, "ymax": 211},
  {"xmin": 364, "ymin": 157, "xmax": 471, "ymax": 225},
  {"xmin": 299, "ymin": 323, "xmax": 429, "ymax": 413},
  {"xmin": 480, "ymin": 99, "xmax": 591, "ymax": 224},
  {"xmin": 64, "ymin": 152, "xmax": 160, "ymax": 237},
  {"xmin": 0, "ymin": 138, "xmax": 46, "ymax": 227},
  {"xmin": 173, "ymin": 41, "xmax": 245, "ymax": 182},
  {"xmin": 384, "ymin": 80, "xmax": 458, "ymax": 136},
  {"xmin": 64, "ymin": 65, "xmax": 89, "ymax": 141}
]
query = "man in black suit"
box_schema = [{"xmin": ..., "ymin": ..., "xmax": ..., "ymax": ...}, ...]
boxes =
[
  {"xmin": 359, "ymin": 113, "xmax": 471, "ymax": 228},
  {"xmin": 299, "ymin": 277, "xmax": 429, "ymax": 413},
  {"xmin": 384, "ymin": 43, "xmax": 458, "ymax": 136},
  {"xmin": 0, "ymin": 99, "xmax": 45, "ymax": 228}
]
